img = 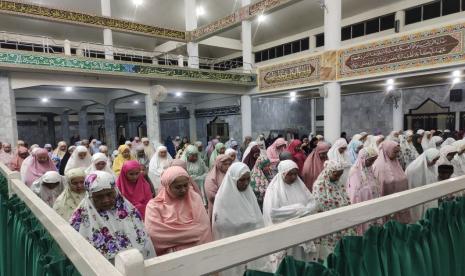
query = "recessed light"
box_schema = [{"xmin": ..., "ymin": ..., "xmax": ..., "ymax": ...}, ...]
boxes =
[
  {"xmin": 41, "ymin": 98, "xmax": 49, "ymax": 103},
  {"xmin": 386, "ymin": 79, "xmax": 394, "ymax": 85},
  {"xmin": 133, "ymin": 0, "xmax": 143, "ymax": 6},
  {"xmin": 387, "ymin": 85, "xmax": 394, "ymax": 91},
  {"xmin": 175, "ymin": 92, "xmax": 183, "ymax": 97},
  {"xmin": 453, "ymin": 77, "xmax": 460, "ymax": 84},
  {"xmin": 290, "ymin": 96, "xmax": 296, "ymax": 102},
  {"xmin": 64, "ymin": 86, "xmax": 73, "ymax": 92},
  {"xmin": 196, "ymin": 6, "xmax": 205, "ymax": 17},
  {"xmin": 453, "ymin": 70, "xmax": 461, "ymax": 77},
  {"xmin": 133, "ymin": 100, "xmax": 139, "ymax": 105},
  {"xmin": 258, "ymin": 14, "xmax": 266, "ymax": 22},
  {"xmin": 290, "ymin": 91, "xmax": 296, "ymax": 97}
]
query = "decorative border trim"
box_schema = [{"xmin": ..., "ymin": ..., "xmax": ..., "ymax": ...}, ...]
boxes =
[
  {"xmin": 0, "ymin": 0, "xmax": 186, "ymax": 41},
  {"xmin": 0, "ymin": 50, "xmax": 257, "ymax": 85}
]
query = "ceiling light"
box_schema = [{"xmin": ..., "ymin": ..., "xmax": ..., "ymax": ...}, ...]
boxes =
[
  {"xmin": 64, "ymin": 86, "xmax": 73, "ymax": 92},
  {"xmin": 196, "ymin": 6, "xmax": 205, "ymax": 17},
  {"xmin": 386, "ymin": 79, "xmax": 394, "ymax": 85},
  {"xmin": 258, "ymin": 14, "xmax": 266, "ymax": 22},
  {"xmin": 387, "ymin": 85, "xmax": 394, "ymax": 91},
  {"xmin": 175, "ymin": 92, "xmax": 183, "ymax": 97},
  {"xmin": 452, "ymin": 70, "xmax": 461, "ymax": 77},
  {"xmin": 453, "ymin": 77, "xmax": 460, "ymax": 84},
  {"xmin": 132, "ymin": 0, "xmax": 143, "ymax": 6},
  {"xmin": 41, "ymin": 98, "xmax": 49, "ymax": 103},
  {"xmin": 290, "ymin": 96, "xmax": 296, "ymax": 102},
  {"xmin": 290, "ymin": 91, "xmax": 296, "ymax": 97},
  {"xmin": 133, "ymin": 100, "xmax": 139, "ymax": 105}
]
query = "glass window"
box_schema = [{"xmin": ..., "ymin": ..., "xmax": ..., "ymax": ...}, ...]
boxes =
[
  {"xmin": 463, "ymin": 0, "xmax": 465, "ymax": 11},
  {"xmin": 315, "ymin": 33, "xmax": 324, "ymax": 47},
  {"xmin": 276, "ymin": 45, "xmax": 284, "ymax": 57},
  {"xmin": 341, "ymin": 26, "xmax": 352, "ymax": 41},
  {"xmin": 442, "ymin": 0, "xmax": 460, "ymax": 15},
  {"xmin": 301, "ymin": 38, "xmax": 309, "ymax": 51},
  {"xmin": 405, "ymin": 6, "xmax": 422, "ymax": 24},
  {"xmin": 365, "ymin": 18, "xmax": 380, "ymax": 34},
  {"xmin": 291, "ymin": 40, "xmax": 301, "ymax": 53},
  {"xmin": 255, "ymin": 52, "xmax": 262, "ymax": 63},
  {"xmin": 422, "ymin": 1, "xmax": 441, "ymax": 20},
  {"xmin": 380, "ymin": 14, "xmax": 395, "ymax": 30},
  {"xmin": 284, "ymin": 43, "xmax": 292, "ymax": 55},
  {"xmin": 261, "ymin": 50, "xmax": 269, "ymax": 62},
  {"xmin": 352, "ymin": 22, "xmax": 365, "ymax": 38},
  {"xmin": 269, "ymin": 47, "xmax": 276, "ymax": 59}
]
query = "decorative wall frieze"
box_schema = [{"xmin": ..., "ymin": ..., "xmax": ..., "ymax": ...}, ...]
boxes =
[
  {"xmin": 195, "ymin": 106, "xmax": 241, "ymax": 118},
  {"xmin": 0, "ymin": 0, "xmax": 186, "ymax": 41},
  {"xmin": 0, "ymin": 50, "xmax": 257, "ymax": 85}
]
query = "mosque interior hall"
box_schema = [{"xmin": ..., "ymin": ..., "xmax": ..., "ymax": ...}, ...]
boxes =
[{"xmin": 1, "ymin": 0, "xmax": 465, "ymax": 275}]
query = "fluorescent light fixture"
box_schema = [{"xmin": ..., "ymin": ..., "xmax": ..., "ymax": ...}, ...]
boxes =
[
  {"xmin": 64, "ymin": 86, "xmax": 73, "ymax": 92},
  {"xmin": 196, "ymin": 6, "xmax": 205, "ymax": 17},
  {"xmin": 133, "ymin": 0, "xmax": 143, "ymax": 6},
  {"xmin": 452, "ymin": 70, "xmax": 461, "ymax": 77},
  {"xmin": 133, "ymin": 100, "xmax": 139, "ymax": 105},
  {"xmin": 290, "ymin": 96, "xmax": 296, "ymax": 102},
  {"xmin": 175, "ymin": 92, "xmax": 183, "ymax": 97},
  {"xmin": 387, "ymin": 85, "xmax": 394, "ymax": 91},
  {"xmin": 453, "ymin": 77, "xmax": 460, "ymax": 84},
  {"xmin": 386, "ymin": 79, "xmax": 394, "ymax": 85},
  {"xmin": 290, "ymin": 91, "xmax": 296, "ymax": 97},
  {"xmin": 41, "ymin": 98, "xmax": 49, "ymax": 103},
  {"xmin": 258, "ymin": 14, "xmax": 266, "ymax": 22}
]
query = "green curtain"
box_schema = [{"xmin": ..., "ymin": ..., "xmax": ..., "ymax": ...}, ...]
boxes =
[
  {"xmin": 245, "ymin": 197, "xmax": 465, "ymax": 276},
  {"xmin": 0, "ymin": 174, "xmax": 80, "ymax": 276}
]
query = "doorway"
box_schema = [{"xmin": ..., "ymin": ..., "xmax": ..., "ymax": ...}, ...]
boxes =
[
  {"xmin": 207, "ymin": 117, "xmax": 229, "ymax": 142},
  {"xmin": 404, "ymin": 98, "xmax": 455, "ymax": 130}
]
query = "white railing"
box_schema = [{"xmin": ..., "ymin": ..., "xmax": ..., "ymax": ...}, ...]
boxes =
[{"xmin": 2, "ymin": 160, "xmax": 464, "ymax": 276}]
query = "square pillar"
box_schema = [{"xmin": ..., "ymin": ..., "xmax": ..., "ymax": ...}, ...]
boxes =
[
  {"xmin": 79, "ymin": 107, "xmax": 88, "ymax": 140},
  {"xmin": 61, "ymin": 112, "xmax": 70, "ymax": 142},
  {"xmin": 145, "ymin": 92, "xmax": 161, "ymax": 144},
  {"xmin": 46, "ymin": 114, "xmax": 56, "ymax": 146},
  {"xmin": 101, "ymin": 0, "xmax": 114, "ymax": 60},
  {"xmin": 189, "ymin": 105, "xmax": 197, "ymax": 142},
  {"xmin": 241, "ymin": 95, "xmax": 252, "ymax": 139},
  {"xmin": 242, "ymin": 0, "xmax": 253, "ymax": 72},
  {"xmin": 392, "ymin": 91, "xmax": 404, "ymax": 131},
  {"xmin": 185, "ymin": 0, "xmax": 199, "ymax": 68},
  {"xmin": 0, "ymin": 72, "xmax": 18, "ymax": 145},
  {"xmin": 104, "ymin": 101, "xmax": 117, "ymax": 151}
]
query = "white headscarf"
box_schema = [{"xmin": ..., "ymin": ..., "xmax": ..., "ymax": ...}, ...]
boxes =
[
  {"xmin": 405, "ymin": 148, "xmax": 440, "ymax": 221},
  {"xmin": 452, "ymin": 140, "xmax": 465, "ymax": 176},
  {"xmin": 225, "ymin": 148, "xmax": 238, "ymax": 162},
  {"xmin": 442, "ymin": 137, "xmax": 456, "ymax": 148},
  {"xmin": 148, "ymin": 146, "xmax": 173, "ymax": 192},
  {"xmin": 262, "ymin": 160, "xmax": 317, "ymax": 227},
  {"xmin": 64, "ymin": 146, "xmax": 91, "ymax": 174},
  {"xmin": 241, "ymin": 142, "xmax": 258, "ymax": 162},
  {"xmin": 85, "ymin": 153, "xmax": 114, "ymax": 175},
  {"xmin": 421, "ymin": 131, "xmax": 435, "ymax": 151},
  {"xmin": 69, "ymin": 171, "xmax": 155, "ymax": 260},
  {"xmin": 432, "ymin": 136, "xmax": 444, "ymax": 149},
  {"xmin": 30, "ymin": 171, "xmax": 65, "ymax": 207},
  {"xmin": 327, "ymin": 138, "xmax": 350, "ymax": 166}
]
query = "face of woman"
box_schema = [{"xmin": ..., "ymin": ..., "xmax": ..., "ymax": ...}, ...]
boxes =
[
  {"xmin": 59, "ymin": 144, "xmax": 67, "ymax": 151},
  {"xmin": 43, "ymin": 181, "xmax": 60, "ymax": 190},
  {"xmin": 329, "ymin": 170, "xmax": 344, "ymax": 182},
  {"xmin": 427, "ymin": 133, "xmax": 432, "ymax": 139},
  {"xmin": 447, "ymin": 152, "xmax": 457, "ymax": 161},
  {"xmin": 294, "ymin": 145, "xmax": 301, "ymax": 152},
  {"xmin": 197, "ymin": 145, "xmax": 203, "ymax": 152},
  {"xmin": 69, "ymin": 176, "xmax": 85, "ymax": 193},
  {"xmin": 283, "ymin": 168, "xmax": 299, "ymax": 185},
  {"xmin": 427, "ymin": 157, "xmax": 440, "ymax": 167},
  {"xmin": 218, "ymin": 147, "xmax": 226, "ymax": 154},
  {"xmin": 78, "ymin": 152, "xmax": 87, "ymax": 160},
  {"xmin": 365, "ymin": 156, "xmax": 377, "ymax": 168},
  {"xmin": 37, "ymin": 154, "xmax": 50, "ymax": 164},
  {"xmin": 219, "ymin": 159, "xmax": 232, "ymax": 173},
  {"xmin": 338, "ymin": 146, "xmax": 347, "ymax": 154},
  {"xmin": 95, "ymin": 161, "xmax": 107, "ymax": 170},
  {"xmin": 319, "ymin": 151, "xmax": 328, "ymax": 161},
  {"xmin": 236, "ymin": 172, "xmax": 251, "ymax": 191},
  {"xmin": 388, "ymin": 146, "xmax": 401, "ymax": 160},
  {"xmin": 188, "ymin": 153, "xmax": 198, "ymax": 162},
  {"xmin": 69, "ymin": 148, "xmax": 75, "ymax": 155},
  {"xmin": 159, "ymin": 150, "xmax": 167, "ymax": 159},
  {"xmin": 122, "ymin": 149, "xmax": 131, "ymax": 159},
  {"xmin": 126, "ymin": 168, "xmax": 140, "ymax": 183},
  {"xmin": 92, "ymin": 188, "xmax": 117, "ymax": 212},
  {"xmin": 229, "ymin": 153, "xmax": 237, "ymax": 160},
  {"xmin": 19, "ymin": 152, "xmax": 29, "ymax": 159},
  {"xmin": 169, "ymin": 176, "xmax": 190, "ymax": 198}
]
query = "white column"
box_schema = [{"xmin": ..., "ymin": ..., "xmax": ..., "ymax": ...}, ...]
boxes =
[
  {"xmin": 185, "ymin": 0, "xmax": 199, "ymax": 68},
  {"xmin": 311, "ymin": 98, "xmax": 316, "ymax": 135},
  {"xmin": 145, "ymin": 88, "xmax": 161, "ymax": 144},
  {"xmin": 455, "ymin": 111, "xmax": 460, "ymax": 131},
  {"xmin": 101, "ymin": 0, "xmax": 114, "ymax": 60},
  {"xmin": 395, "ymin": 10, "xmax": 405, "ymax": 33},
  {"xmin": 189, "ymin": 105, "xmax": 197, "ymax": 142},
  {"xmin": 78, "ymin": 107, "xmax": 88, "ymax": 140},
  {"xmin": 0, "ymin": 72, "xmax": 18, "ymax": 146},
  {"xmin": 60, "ymin": 112, "xmax": 70, "ymax": 143},
  {"xmin": 323, "ymin": 0, "xmax": 342, "ymax": 143},
  {"xmin": 392, "ymin": 93, "xmax": 404, "ymax": 131},
  {"xmin": 178, "ymin": 55, "xmax": 184, "ymax": 67},
  {"xmin": 64, "ymin": 39, "xmax": 71, "ymax": 56},
  {"xmin": 46, "ymin": 114, "xmax": 56, "ymax": 145},
  {"xmin": 241, "ymin": 0, "xmax": 253, "ymax": 72},
  {"xmin": 309, "ymin": 35, "xmax": 316, "ymax": 52},
  {"xmin": 241, "ymin": 95, "xmax": 252, "ymax": 140},
  {"xmin": 104, "ymin": 100, "xmax": 117, "ymax": 151}
]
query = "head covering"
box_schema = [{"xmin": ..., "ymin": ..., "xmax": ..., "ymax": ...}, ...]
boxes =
[
  {"xmin": 263, "ymin": 160, "xmax": 316, "ymax": 227},
  {"xmin": 327, "ymin": 138, "xmax": 350, "ymax": 166},
  {"xmin": 250, "ymin": 156, "xmax": 272, "ymax": 208},
  {"xmin": 112, "ymin": 145, "xmax": 135, "ymax": 176},
  {"xmin": 0, "ymin": 143, "xmax": 13, "ymax": 165},
  {"xmin": 302, "ymin": 142, "xmax": 331, "ymax": 192},
  {"xmin": 225, "ymin": 148, "xmax": 237, "ymax": 161},
  {"xmin": 421, "ymin": 131, "xmax": 434, "ymax": 151},
  {"xmin": 405, "ymin": 148, "xmax": 440, "ymax": 221},
  {"xmin": 9, "ymin": 146, "xmax": 28, "ymax": 172},
  {"xmin": 141, "ymin": 137, "xmax": 155, "ymax": 159},
  {"xmin": 266, "ymin": 138, "xmax": 287, "ymax": 165},
  {"xmin": 85, "ymin": 153, "xmax": 113, "ymax": 175},
  {"xmin": 432, "ymin": 136, "xmax": 444, "ymax": 148},
  {"xmin": 417, "ymin": 129, "xmax": 425, "ymax": 135},
  {"xmin": 347, "ymin": 139, "xmax": 363, "ymax": 165},
  {"xmin": 180, "ymin": 145, "xmax": 209, "ymax": 204},
  {"xmin": 53, "ymin": 168, "xmax": 86, "ymax": 221},
  {"xmin": 372, "ymin": 141, "xmax": 410, "ymax": 223},
  {"xmin": 206, "ymin": 138, "xmax": 220, "ymax": 159},
  {"xmin": 30, "ymin": 171, "xmax": 65, "ymax": 207},
  {"xmin": 437, "ymin": 145, "xmax": 457, "ymax": 167},
  {"xmin": 144, "ymin": 166, "xmax": 212, "ymax": 256},
  {"xmin": 64, "ymin": 146, "xmax": 91, "ymax": 174},
  {"xmin": 399, "ymin": 130, "xmax": 420, "ymax": 169},
  {"xmin": 59, "ymin": 146, "xmax": 76, "ymax": 176},
  {"xmin": 242, "ymin": 142, "xmax": 261, "ymax": 170},
  {"xmin": 53, "ymin": 141, "xmax": 67, "ymax": 159},
  {"xmin": 286, "ymin": 139, "xmax": 306, "ymax": 173},
  {"xmin": 116, "ymin": 160, "xmax": 153, "ymax": 219},
  {"xmin": 205, "ymin": 154, "xmax": 232, "ymax": 220},
  {"xmin": 209, "ymin": 142, "xmax": 226, "ymax": 169},
  {"xmin": 70, "ymin": 171, "xmax": 155, "ymax": 260},
  {"xmin": 212, "ymin": 162, "xmax": 264, "ymax": 241},
  {"xmin": 412, "ymin": 133, "xmax": 424, "ymax": 155},
  {"xmin": 148, "ymin": 146, "xmax": 173, "ymax": 192},
  {"xmin": 346, "ymin": 147, "xmax": 380, "ymax": 205},
  {"xmin": 23, "ymin": 148, "xmax": 57, "ymax": 187}
]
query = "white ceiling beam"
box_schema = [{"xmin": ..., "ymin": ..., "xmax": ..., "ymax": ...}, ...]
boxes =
[{"xmin": 200, "ymin": 36, "xmax": 242, "ymax": 51}]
